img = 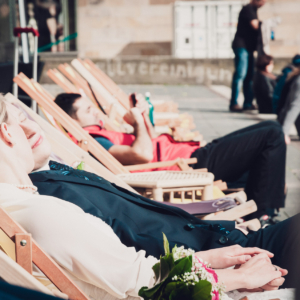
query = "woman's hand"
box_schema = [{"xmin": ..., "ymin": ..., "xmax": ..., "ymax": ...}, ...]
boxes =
[
  {"xmin": 238, "ymin": 266, "xmax": 288, "ymax": 292},
  {"xmin": 238, "ymin": 253, "xmax": 285, "ymax": 290},
  {"xmin": 215, "ymin": 253, "xmax": 286, "ymax": 292},
  {"xmin": 195, "ymin": 245, "xmax": 274, "ymax": 269}
]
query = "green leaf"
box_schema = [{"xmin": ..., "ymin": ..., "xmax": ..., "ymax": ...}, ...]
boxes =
[
  {"xmin": 139, "ymin": 255, "xmax": 175, "ymax": 299},
  {"xmin": 159, "ymin": 254, "xmax": 175, "ymax": 283},
  {"xmin": 163, "ymin": 233, "xmax": 170, "ymax": 255},
  {"xmin": 190, "ymin": 281, "xmax": 213, "ymax": 300},
  {"xmin": 153, "ymin": 262, "xmax": 160, "ymax": 284},
  {"xmin": 76, "ymin": 161, "xmax": 85, "ymax": 170},
  {"xmin": 168, "ymin": 256, "xmax": 193, "ymax": 279},
  {"xmin": 164, "ymin": 282, "xmax": 187, "ymax": 297},
  {"xmin": 139, "ymin": 282, "xmax": 163, "ymax": 299},
  {"xmin": 169, "ymin": 283, "xmax": 191, "ymax": 300}
]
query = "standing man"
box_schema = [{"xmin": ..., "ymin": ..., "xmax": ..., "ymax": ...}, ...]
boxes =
[{"xmin": 230, "ymin": 0, "xmax": 266, "ymax": 112}]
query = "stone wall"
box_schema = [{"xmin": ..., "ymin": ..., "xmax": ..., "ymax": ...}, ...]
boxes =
[
  {"xmin": 259, "ymin": 0, "xmax": 300, "ymax": 57},
  {"xmin": 76, "ymin": 0, "xmax": 300, "ymax": 59},
  {"xmin": 40, "ymin": 54, "xmax": 290, "ymax": 86},
  {"xmin": 77, "ymin": 0, "xmax": 174, "ymax": 59}
]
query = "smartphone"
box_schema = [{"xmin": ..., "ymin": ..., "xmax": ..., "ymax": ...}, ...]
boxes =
[{"xmin": 130, "ymin": 93, "xmax": 137, "ymax": 107}]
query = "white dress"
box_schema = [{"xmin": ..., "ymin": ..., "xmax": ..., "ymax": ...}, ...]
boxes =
[{"xmin": 0, "ymin": 183, "xmax": 157, "ymax": 299}]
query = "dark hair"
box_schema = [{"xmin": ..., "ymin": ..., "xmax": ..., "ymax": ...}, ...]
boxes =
[
  {"xmin": 256, "ymin": 54, "xmax": 273, "ymax": 71},
  {"xmin": 54, "ymin": 93, "xmax": 81, "ymax": 118},
  {"xmin": 292, "ymin": 54, "xmax": 300, "ymax": 66}
]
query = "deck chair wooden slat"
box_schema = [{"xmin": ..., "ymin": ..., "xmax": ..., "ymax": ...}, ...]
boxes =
[
  {"xmin": 83, "ymin": 58, "xmax": 179, "ymax": 113},
  {"xmin": 80, "ymin": 58, "xmax": 130, "ymax": 110},
  {"xmin": 59, "ymin": 63, "xmax": 109, "ymax": 112},
  {"xmin": 0, "ymin": 207, "xmax": 89, "ymax": 300},
  {"xmin": 47, "ymin": 69, "xmax": 122, "ymax": 132},
  {"xmin": 0, "ymin": 250, "xmax": 56, "ymax": 296},
  {"xmin": 70, "ymin": 60, "xmax": 128, "ymax": 117}
]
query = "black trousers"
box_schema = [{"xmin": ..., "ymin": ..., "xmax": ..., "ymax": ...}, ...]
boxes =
[
  {"xmin": 191, "ymin": 121, "xmax": 286, "ymax": 213},
  {"xmin": 228, "ymin": 213, "xmax": 300, "ymax": 288}
]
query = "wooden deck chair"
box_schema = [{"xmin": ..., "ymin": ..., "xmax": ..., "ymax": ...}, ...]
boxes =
[
  {"xmin": 4, "ymin": 93, "xmax": 259, "ymax": 226},
  {"xmin": 70, "ymin": 59, "xmax": 196, "ymax": 130},
  {"xmin": 0, "ymin": 206, "xmax": 89, "ymax": 300},
  {"xmin": 82, "ymin": 58, "xmax": 179, "ymax": 113}
]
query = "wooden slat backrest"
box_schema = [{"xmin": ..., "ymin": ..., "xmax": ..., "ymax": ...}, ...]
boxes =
[
  {"xmin": 47, "ymin": 68, "xmax": 79, "ymax": 93},
  {"xmin": 83, "ymin": 58, "xmax": 131, "ymax": 110},
  {"xmin": 0, "ymin": 207, "xmax": 89, "ymax": 300},
  {"xmin": 0, "ymin": 250, "xmax": 55, "ymax": 296},
  {"xmin": 47, "ymin": 68, "xmax": 121, "ymax": 132},
  {"xmin": 71, "ymin": 59, "xmax": 128, "ymax": 117},
  {"xmin": 60, "ymin": 63, "xmax": 127, "ymax": 125},
  {"xmin": 13, "ymin": 73, "xmax": 129, "ymax": 175},
  {"xmin": 5, "ymin": 92, "xmax": 137, "ymax": 192},
  {"xmin": 58, "ymin": 63, "xmax": 113, "ymax": 116}
]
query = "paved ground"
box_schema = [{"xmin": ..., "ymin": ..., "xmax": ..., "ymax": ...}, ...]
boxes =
[
  {"xmin": 120, "ymin": 84, "xmax": 300, "ymax": 220},
  {"xmin": 44, "ymin": 83, "xmax": 300, "ymax": 220}
]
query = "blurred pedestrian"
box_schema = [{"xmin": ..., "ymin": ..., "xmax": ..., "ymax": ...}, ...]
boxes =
[
  {"xmin": 277, "ymin": 54, "xmax": 300, "ymax": 143},
  {"xmin": 253, "ymin": 54, "xmax": 277, "ymax": 114},
  {"xmin": 230, "ymin": 0, "xmax": 266, "ymax": 112}
]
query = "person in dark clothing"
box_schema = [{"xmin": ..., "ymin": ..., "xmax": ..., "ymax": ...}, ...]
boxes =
[
  {"xmin": 27, "ymin": 161, "xmax": 298, "ymax": 288},
  {"xmin": 230, "ymin": 0, "xmax": 266, "ymax": 112},
  {"xmin": 54, "ymin": 93, "xmax": 286, "ymax": 221},
  {"xmin": 0, "ymin": 281, "xmax": 61, "ymax": 300},
  {"xmin": 277, "ymin": 55, "xmax": 300, "ymax": 143},
  {"xmin": 253, "ymin": 54, "xmax": 277, "ymax": 114}
]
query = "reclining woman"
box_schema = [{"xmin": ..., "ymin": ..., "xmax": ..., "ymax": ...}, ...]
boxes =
[
  {"xmin": 0, "ymin": 95, "xmax": 292, "ymax": 299},
  {"xmin": 2, "ymin": 96, "xmax": 300, "ymax": 289},
  {"xmin": 54, "ymin": 93, "xmax": 287, "ymax": 221}
]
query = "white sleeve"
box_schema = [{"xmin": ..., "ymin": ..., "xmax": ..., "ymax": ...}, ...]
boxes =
[{"xmin": 10, "ymin": 196, "xmax": 158, "ymax": 299}]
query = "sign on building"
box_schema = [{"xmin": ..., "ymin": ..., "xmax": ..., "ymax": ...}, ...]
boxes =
[{"xmin": 173, "ymin": 1, "xmax": 245, "ymax": 58}]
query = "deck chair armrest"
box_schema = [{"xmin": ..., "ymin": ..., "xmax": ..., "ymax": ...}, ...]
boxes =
[{"xmin": 124, "ymin": 157, "xmax": 197, "ymax": 172}]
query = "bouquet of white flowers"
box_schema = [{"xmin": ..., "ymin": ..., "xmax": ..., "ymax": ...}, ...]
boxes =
[{"xmin": 139, "ymin": 234, "xmax": 226, "ymax": 300}]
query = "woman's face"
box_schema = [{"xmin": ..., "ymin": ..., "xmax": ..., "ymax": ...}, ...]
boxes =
[
  {"xmin": 3, "ymin": 104, "xmax": 35, "ymax": 174},
  {"xmin": 6, "ymin": 103, "xmax": 52, "ymax": 170}
]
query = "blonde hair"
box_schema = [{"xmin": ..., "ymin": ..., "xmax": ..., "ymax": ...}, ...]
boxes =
[{"xmin": 0, "ymin": 95, "xmax": 8, "ymax": 124}]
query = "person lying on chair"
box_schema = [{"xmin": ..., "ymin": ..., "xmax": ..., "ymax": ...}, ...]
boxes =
[
  {"xmin": 0, "ymin": 95, "xmax": 292, "ymax": 298},
  {"xmin": 2, "ymin": 96, "xmax": 299, "ymax": 290},
  {"xmin": 54, "ymin": 93, "xmax": 286, "ymax": 221}
]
